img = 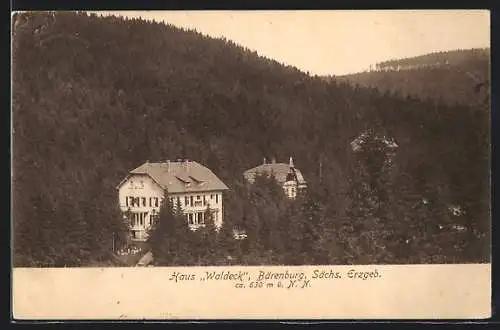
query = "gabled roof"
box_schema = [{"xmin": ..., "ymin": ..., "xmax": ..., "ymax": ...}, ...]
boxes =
[
  {"xmin": 243, "ymin": 163, "xmax": 307, "ymax": 185},
  {"xmin": 295, "ymin": 170, "xmax": 307, "ymax": 187},
  {"xmin": 118, "ymin": 161, "xmax": 229, "ymax": 193}
]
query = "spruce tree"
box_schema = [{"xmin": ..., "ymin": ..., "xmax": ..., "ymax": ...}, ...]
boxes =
[
  {"xmin": 345, "ymin": 129, "xmax": 398, "ymax": 264},
  {"xmin": 148, "ymin": 191, "xmax": 192, "ymax": 266}
]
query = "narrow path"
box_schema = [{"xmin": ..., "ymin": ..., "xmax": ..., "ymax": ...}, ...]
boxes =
[{"xmin": 136, "ymin": 250, "xmax": 153, "ymax": 266}]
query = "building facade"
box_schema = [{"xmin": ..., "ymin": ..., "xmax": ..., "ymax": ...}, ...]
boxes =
[
  {"xmin": 117, "ymin": 160, "xmax": 229, "ymax": 241},
  {"xmin": 243, "ymin": 157, "xmax": 307, "ymax": 199}
]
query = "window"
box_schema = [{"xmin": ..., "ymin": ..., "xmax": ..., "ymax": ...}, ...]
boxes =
[
  {"xmin": 190, "ymin": 196, "xmax": 194, "ymax": 206},
  {"xmin": 210, "ymin": 194, "xmax": 214, "ymax": 199},
  {"xmin": 139, "ymin": 213, "xmax": 144, "ymax": 226},
  {"xmin": 155, "ymin": 198, "xmax": 159, "ymax": 207},
  {"xmin": 188, "ymin": 213, "xmax": 194, "ymax": 225},
  {"xmin": 177, "ymin": 197, "xmax": 180, "ymax": 206},
  {"xmin": 185, "ymin": 196, "xmax": 189, "ymax": 206},
  {"xmin": 125, "ymin": 196, "xmax": 129, "ymax": 207},
  {"xmin": 197, "ymin": 212, "xmax": 203, "ymax": 225},
  {"xmin": 197, "ymin": 195, "xmax": 201, "ymax": 200},
  {"xmin": 150, "ymin": 211, "xmax": 156, "ymax": 225},
  {"xmin": 203, "ymin": 195, "xmax": 206, "ymax": 206},
  {"xmin": 215, "ymin": 194, "xmax": 219, "ymax": 204},
  {"xmin": 134, "ymin": 197, "xmax": 140, "ymax": 207},
  {"xmin": 142, "ymin": 197, "xmax": 146, "ymax": 207}
]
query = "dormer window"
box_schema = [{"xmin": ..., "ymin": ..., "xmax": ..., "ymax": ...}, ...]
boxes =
[
  {"xmin": 175, "ymin": 175, "xmax": 193, "ymax": 189},
  {"xmin": 286, "ymin": 169, "xmax": 296, "ymax": 182},
  {"xmin": 189, "ymin": 176, "xmax": 204, "ymax": 184}
]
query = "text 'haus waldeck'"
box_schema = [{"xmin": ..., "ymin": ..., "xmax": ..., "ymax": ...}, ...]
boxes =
[{"xmin": 117, "ymin": 160, "xmax": 229, "ymax": 241}]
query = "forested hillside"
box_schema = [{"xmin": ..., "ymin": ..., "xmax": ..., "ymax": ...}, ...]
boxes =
[
  {"xmin": 12, "ymin": 12, "xmax": 490, "ymax": 267},
  {"xmin": 333, "ymin": 49, "xmax": 490, "ymax": 107}
]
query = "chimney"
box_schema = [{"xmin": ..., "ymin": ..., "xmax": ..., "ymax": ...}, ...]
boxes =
[
  {"xmin": 263, "ymin": 157, "xmax": 267, "ymax": 165},
  {"xmin": 289, "ymin": 156, "xmax": 294, "ymax": 168},
  {"xmin": 271, "ymin": 157, "xmax": 276, "ymax": 164}
]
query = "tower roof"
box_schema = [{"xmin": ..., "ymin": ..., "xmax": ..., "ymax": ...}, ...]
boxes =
[{"xmin": 243, "ymin": 157, "xmax": 307, "ymax": 185}]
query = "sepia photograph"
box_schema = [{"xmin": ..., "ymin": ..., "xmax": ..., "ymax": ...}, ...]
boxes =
[{"xmin": 11, "ymin": 9, "xmax": 491, "ymax": 319}]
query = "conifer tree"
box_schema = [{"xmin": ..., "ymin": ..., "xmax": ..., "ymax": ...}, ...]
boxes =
[
  {"xmin": 345, "ymin": 130, "xmax": 398, "ymax": 264},
  {"xmin": 148, "ymin": 191, "xmax": 192, "ymax": 265}
]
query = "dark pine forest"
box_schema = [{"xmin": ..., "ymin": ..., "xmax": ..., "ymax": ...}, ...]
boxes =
[
  {"xmin": 12, "ymin": 12, "xmax": 490, "ymax": 267},
  {"xmin": 334, "ymin": 48, "xmax": 490, "ymax": 108}
]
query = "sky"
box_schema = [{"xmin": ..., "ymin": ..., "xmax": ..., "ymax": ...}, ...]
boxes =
[{"xmin": 95, "ymin": 10, "xmax": 490, "ymax": 76}]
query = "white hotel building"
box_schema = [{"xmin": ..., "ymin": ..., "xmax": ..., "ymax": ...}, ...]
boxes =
[{"xmin": 117, "ymin": 160, "xmax": 229, "ymax": 241}]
